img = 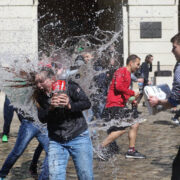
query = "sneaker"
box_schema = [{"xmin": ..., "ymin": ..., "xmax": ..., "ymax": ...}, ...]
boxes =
[
  {"xmin": 125, "ymin": 150, "xmax": 146, "ymax": 159},
  {"xmin": 95, "ymin": 146, "xmax": 111, "ymax": 161},
  {"xmin": 171, "ymin": 117, "xmax": 179, "ymax": 124},
  {"xmin": 2, "ymin": 135, "xmax": 8, "ymax": 143},
  {"xmin": 139, "ymin": 118, "xmax": 147, "ymax": 123}
]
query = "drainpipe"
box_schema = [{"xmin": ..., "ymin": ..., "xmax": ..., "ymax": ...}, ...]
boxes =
[
  {"xmin": 122, "ymin": 1, "xmax": 129, "ymax": 66},
  {"xmin": 32, "ymin": 0, "xmax": 38, "ymax": 60},
  {"xmin": 175, "ymin": 0, "xmax": 179, "ymax": 6},
  {"xmin": 33, "ymin": 0, "xmax": 38, "ymax": 5},
  {"xmin": 174, "ymin": 0, "xmax": 179, "ymax": 33}
]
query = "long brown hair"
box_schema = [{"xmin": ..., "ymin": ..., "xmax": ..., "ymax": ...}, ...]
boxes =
[{"xmin": 145, "ymin": 54, "xmax": 153, "ymax": 63}]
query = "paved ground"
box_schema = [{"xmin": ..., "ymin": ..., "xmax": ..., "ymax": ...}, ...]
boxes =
[{"xmin": 0, "ymin": 91, "xmax": 180, "ymax": 180}]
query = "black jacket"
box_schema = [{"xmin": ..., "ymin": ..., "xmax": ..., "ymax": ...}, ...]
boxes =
[
  {"xmin": 140, "ymin": 62, "xmax": 152, "ymax": 86},
  {"xmin": 37, "ymin": 80, "xmax": 91, "ymax": 143}
]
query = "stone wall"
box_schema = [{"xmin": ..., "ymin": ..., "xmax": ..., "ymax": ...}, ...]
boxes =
[
  {"xmin": 127, "ymin": 0, "xmax": 179, "ymax": 85},
  {"xmin": 0, "ymin": 0, "xmax": 38, "ymax": 61}
]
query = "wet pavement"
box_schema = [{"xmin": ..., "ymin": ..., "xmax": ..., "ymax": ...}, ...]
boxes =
[{"xmin": 0, "ymin": 91, "xmax": 180, "ymax": 180}]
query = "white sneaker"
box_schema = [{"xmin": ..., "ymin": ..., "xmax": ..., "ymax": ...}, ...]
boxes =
[
  {"xmin": 172, "ymin": 117, "xmax": 179, "ymax": 124},
  {"xmin": 139, "ymin": 118, "xmax": 147, "ymax": 123}
]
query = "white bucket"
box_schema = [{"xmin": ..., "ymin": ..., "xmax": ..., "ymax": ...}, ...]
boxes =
[{"xmin": 143, "ymin": 84, "xmax": 171, "ymax": 115}]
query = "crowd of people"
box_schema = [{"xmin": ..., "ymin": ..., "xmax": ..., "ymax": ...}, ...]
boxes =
[{"xmin": 0, "ymin": 32, "xmax": 180, "ymax": 180}]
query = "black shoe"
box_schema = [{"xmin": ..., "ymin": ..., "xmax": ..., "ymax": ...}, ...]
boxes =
[
  {"xmin": 108, "ymin": 141, "xmax": 120, "ymax": 154},
  {"xmin": 125, "ymin": 150, "xmax": 146, "ymax": 159},
  {"xmin": 29, "ymin": 163, "xmax": 38, "ymax": 177}
]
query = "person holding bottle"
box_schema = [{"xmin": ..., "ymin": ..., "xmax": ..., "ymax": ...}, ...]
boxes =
[{"xmin": 35, "ymin": 67, "xmax": 94, "ymax": 180}]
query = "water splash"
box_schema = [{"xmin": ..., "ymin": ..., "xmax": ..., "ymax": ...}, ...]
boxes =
[{"xmin": 0, "ymin": 3, "xmax": 147, "ymax": 179}]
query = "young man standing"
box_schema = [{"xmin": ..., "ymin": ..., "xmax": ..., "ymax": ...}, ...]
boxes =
[
  {"xmin": 149, "ymin": 33, "xmax": 180, "ymax": 180},
  {"xmin": 35, "ymin": 68, "xmax": 94, "ymax": 180},
  {"xmin": 98, "ymin": 54, "xmax": 146, "ymax": 160}
]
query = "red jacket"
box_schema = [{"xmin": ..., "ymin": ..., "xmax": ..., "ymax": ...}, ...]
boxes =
[{"xmin": 106, "ymin": 67, "xmax": 135, "ymax": 108}]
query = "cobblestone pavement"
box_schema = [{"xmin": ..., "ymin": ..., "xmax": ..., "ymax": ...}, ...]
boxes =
[{"xmin": 0, "ymin": 92, "xmax": 180, "ymax": 180}]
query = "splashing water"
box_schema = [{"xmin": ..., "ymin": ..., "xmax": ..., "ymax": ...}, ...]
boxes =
[
  {"xmin": 0, "ymin": 4, "xmax": 148, "ymax": 179},
  {"xmin": 0, "ymin": 54, "xmax": 45, "ymax": 130},
  {"xmin": 0, "ymin": 27, "xmax": 125, "ymax": 134},
  {"xmin": 0, "ymin": 26, "xmax": 146, "ymax": 135}
]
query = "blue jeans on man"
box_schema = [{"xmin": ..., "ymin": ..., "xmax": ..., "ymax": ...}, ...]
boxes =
[
  {"xmin": 0, "ymin": 119, "xmax": 49, "ymax": 180},
  {"xmin": 48, "ymin": 130, "xmax": 93, "ymax": 180}
]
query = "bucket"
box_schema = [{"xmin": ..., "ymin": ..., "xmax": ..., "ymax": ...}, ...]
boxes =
[{"xmin": 143, "ymin": 84, "xmax": 171, "ymax": 115}]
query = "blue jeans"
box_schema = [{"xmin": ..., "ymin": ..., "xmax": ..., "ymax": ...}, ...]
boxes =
[
  {"xmin": 0, "ymin": 119, "xmax": 49, "ymax": 180},
  {"xmin": 3, "ymin": 96, "xmax": 23, "ymax": 135},
  {"xmin": 31, "ymin": 143, "xmax": 43, "ymax": 165},
  {"xmin": 3, "ymin": 96, "xmax": 14, "ymax": 135},
  {"xmin": 48, "ymin": 130, "xmax": 93, "ymax": 180}
]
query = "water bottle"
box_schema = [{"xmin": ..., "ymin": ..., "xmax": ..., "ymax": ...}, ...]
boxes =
[
  {"xmin": 128, "ymin": 96, "xmax": 136, "ymax": 104},
  {"xmin": 51, "ymin": 68, "xmax": 78, "ymax": 107},
  {"xmin": 51, "ymin": 69, "xmax": 68, "ymax": 108}
]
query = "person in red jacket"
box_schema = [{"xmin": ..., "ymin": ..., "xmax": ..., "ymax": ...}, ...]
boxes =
[{"xmin": 97, "ymin": 54, "xmax": 146, "ymax": 160}]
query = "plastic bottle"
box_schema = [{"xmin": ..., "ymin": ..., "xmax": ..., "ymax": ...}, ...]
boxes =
[
  {"xmin": 52, "ymin": 69, "xmax": 67, "ymax": 94},
  {"xmin": 52, "ymin": 68, "xmax": 78, "ymax": 92},
  {"xmin": 51, "ymin": 68, "xmax": 78, "ymax": 107},
  {"xmin": 128, "ymin": 96, "xmax": 136, "ymax": 103}
]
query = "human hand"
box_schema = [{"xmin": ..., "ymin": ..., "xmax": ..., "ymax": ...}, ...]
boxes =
[
  {"xmin": 148, "ymin": 96, "xmax": 159, "ymax": 107},
  {"xmin": 51, "ymin": 93, "xmax": 71, "ymax": 109},
  {"xmin": 135, "ymin": 92, "xmax": 140, "ymax": 99}
]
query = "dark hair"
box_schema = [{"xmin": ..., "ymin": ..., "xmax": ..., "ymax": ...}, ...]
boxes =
[
  {"xmin": 145, "ymin": 54, "xmax": 153, "ymax": 63},
  {"xmin": 171, "ymin": 33, "xmax": 180, "ymax": 44},
  {"xmin": 33, "ymin": 67, "xmax": 55, "ymax": 107},
  {"xmin": 126, "ymin": 54, "xmax": 140, "ymax": 65}
]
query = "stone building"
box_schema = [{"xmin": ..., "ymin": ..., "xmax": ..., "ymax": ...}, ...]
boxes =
[
  {"xmin": 0, "ymin": 0, "xmax": 179, "ymax": 85},
  {"xmin": 0, "ymin": 0, "xmax": 38, "ymax": 61}
]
